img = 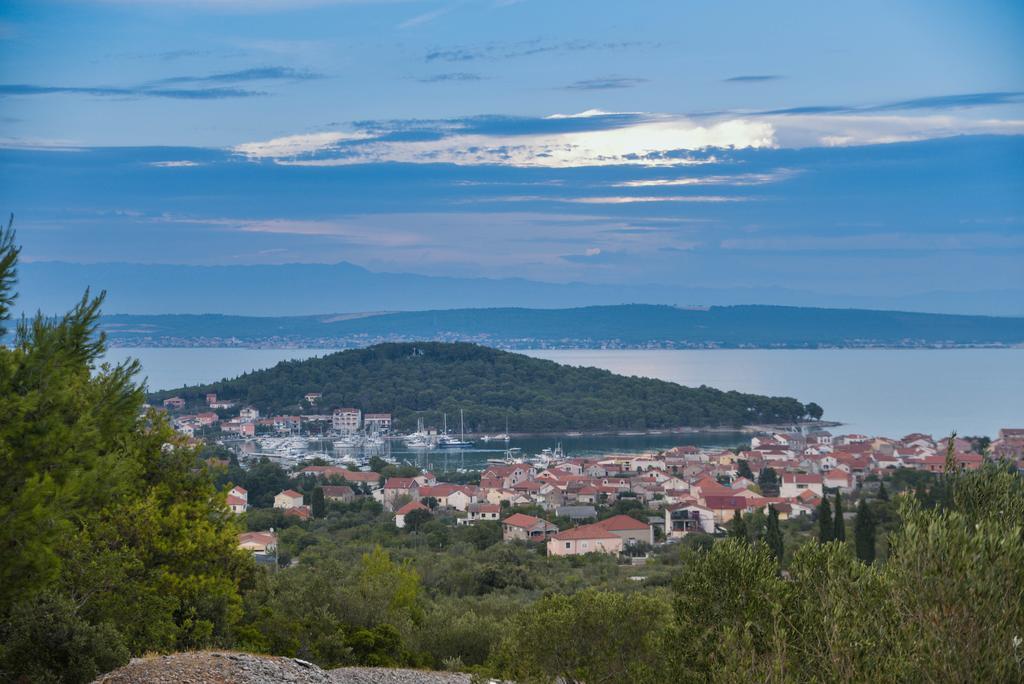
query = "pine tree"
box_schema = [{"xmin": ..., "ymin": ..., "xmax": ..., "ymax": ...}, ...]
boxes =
[
  {"xmin": 765, "ymin": 505, "xmax": 784, "ymax": 563},
  {"xmin": 729, "ymin": 509, "xmax": 749, "ymax": 543},
  {"xmin": 817, "ymin": 496, "xmax": 833, "ymax": 543},
  {"xmin": 833, "ymin": 492, "xmax": 846, "ymax": 542},
  {"xmin": 311, "ymin": 485, "xmax": 326, "ymax": 518},
  {"xmin": 854, "ymin": 498, "xmax": 876, "ymax": 563}
]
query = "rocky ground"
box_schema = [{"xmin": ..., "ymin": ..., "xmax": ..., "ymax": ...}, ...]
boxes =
[{"xmin": 94, "ymin": 651, "xmax": 477, "ymax": 684}]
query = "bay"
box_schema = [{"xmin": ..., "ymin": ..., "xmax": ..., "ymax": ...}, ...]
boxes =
[{"xmin": 102, "ymin": 347, "xmax": 1024, "ymax": 439}]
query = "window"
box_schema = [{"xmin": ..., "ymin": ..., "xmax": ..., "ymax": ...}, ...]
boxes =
[{"xmin": 565, "ymin": 542, "xmax": 571, "ymax": 549}]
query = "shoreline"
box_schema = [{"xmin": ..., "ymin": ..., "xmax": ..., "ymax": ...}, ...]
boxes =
[{"xmin": 442, "ymin": 421, "xmax": 843, "ymax": 440}]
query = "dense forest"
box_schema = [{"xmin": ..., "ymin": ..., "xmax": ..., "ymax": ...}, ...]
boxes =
[
  {"xmin": 149, "ymin": 342, "xmax": 814, "ymax": 430},
  {"xmin": 102, "ymin": 304, "xmax": 1024, "ymax": 348}
]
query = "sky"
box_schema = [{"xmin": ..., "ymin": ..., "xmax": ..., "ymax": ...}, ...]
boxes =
[{"xmin": 1, "ymin": 0, "xmax": 1023, "ymax": 308}]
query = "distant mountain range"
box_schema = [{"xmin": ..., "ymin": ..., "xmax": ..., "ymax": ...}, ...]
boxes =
[
  {"xmin": 102, "ymin": 304, "xmax": 1024, "ymax": 349},
  {"xmin": 19, "ymin": 260, "xmax": 1024, "ymax": 317}
]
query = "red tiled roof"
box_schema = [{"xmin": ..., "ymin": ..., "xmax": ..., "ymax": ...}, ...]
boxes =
[
  {"xmin": 553, "ymin": 523, "xmax": 619, "ymax": 541},
  {"xmin": 702, "ymin": 495, "xmax": 752, "ymax": 510},
  {"xmin": 396, "ymin": 501, "xmax": 429, "ymax": 516},
  {"xmin": 596, "ymin": 514, "xmax": 649, "ymax": 531},
  {"xmin": 279, "ymin": 489, "xmax": 302, "ymax": 498},
  {"xmin": 502, "ymin": 513, "xmax": 546, "ymax": 528}
]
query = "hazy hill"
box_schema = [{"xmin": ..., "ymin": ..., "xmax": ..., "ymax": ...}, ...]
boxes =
[
  {"xmin": 149, "ymin": 342, "xmax": 813, "ymax": 431},
  {"xmin": 20, "ymin": 260, "xmax": 1024, "ymax": 317},
  {"xmin": 107, "ymin": 304, "xmax": 1024, "ymax": 349}
]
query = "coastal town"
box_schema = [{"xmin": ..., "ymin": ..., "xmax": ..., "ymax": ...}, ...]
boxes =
[{"xmin": 216, "ymin": 413, "xmax": 1024, "ymax": 563}]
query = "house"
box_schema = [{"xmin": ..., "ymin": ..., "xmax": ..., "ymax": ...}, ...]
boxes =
[
  {"xmin": 780, "ymin": 473, "xmax": 824, "ymax": 499},
  {"xmin": 702, "ymin": 495, "xmax": 759, "ymax": 524},
  {"xmin": 395, "ymin": 500, "xmax": 429, "ymax": 528},
  {"xmin": 664, "ymin": 504, "xmax": 716, "ymax": 537},
  {"xmin": 226, "ymin": 485, "xmax": 248, "ymax": 514},
  {"xmin": 196, "ymin": 412, "xmax": 219, "ymax": 426},
  {"xmin": 363, "ymin": 413, "xmax": 392, "ymax": 433},
  {"xmin": 462, "ymin": 502, "xmax": 501, "ymax": 524},
  {"xmin": 420, "ymin": 484, "xmax": 476, "ymax": 511},
  {"xmin": 501, "ymin": 513, "xmax": 558, "ymax": 542},
  {"xmin": 547, "ymin": 523, "xmax": 624, "ymax": 556},
  {"xmin": 332, "ymin": 408, "xmax": 362, "ymax": 433},
  {"xmin": 239, "ymin": 406, "xmax": 260, "ymax": 423},
  {"xmin": 321, "ymin": 485, "xmax": 355, "ymax": 503},
  {"xmin": 205, "ymin": 393, "xmax": 218, "ymax": 405},
  {"xmin": 595, "ymin": 514, "xmax": 654, "ymax": 545},
  {"xmin": 480, "ymin": 464, "xmax": 533, "ymax": 490},
  {"xmin": 823, "ymin": 470, "xmax": 855, "ymax": 493},
  {"xmin": 221, "ymin": 420, "xmax": 256, "ymax": 437},
  {"xmin": 304, "ymin": 392, "xmax": 322, "ymax": 405},
  {"xmin": 162, "ymin": 396, "xmax": 185, "ymax": 410},
  {"xmin": 381, "ymin": 477, "xmax": 420, "ymax": 511},
  {"xmin": 284, "ymin": 505, "xmax": 311, "ymax": 520},
  {"xmin": 274, "ymin": 489, "xmax": 304, "ymax": 509},
  {"xmin": 272, "ymin": 415, "xmax": 301, "ymax": 432},
  {"xmin": 238, "ymin": 531, "xmax": 277, "ymax": 554}
]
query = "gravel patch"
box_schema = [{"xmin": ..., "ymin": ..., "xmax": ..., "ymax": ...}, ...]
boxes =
[{"xmin": 94, "ymin": 651, "xmax": 476, "ymax": 684}]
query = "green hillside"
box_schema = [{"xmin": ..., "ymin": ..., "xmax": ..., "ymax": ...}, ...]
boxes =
[{"xmin": 149, "ymin": 342, "xmax": 814, "ymax": 431}]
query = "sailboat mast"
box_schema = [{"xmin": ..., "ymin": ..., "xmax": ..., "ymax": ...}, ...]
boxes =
[{"xmin": 460, "ymin": 408, "xmax": 465, "ymax": 441}]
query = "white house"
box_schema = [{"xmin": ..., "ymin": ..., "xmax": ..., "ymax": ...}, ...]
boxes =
[
  {"xmin": 780, "ymin": 473, "xmax": 824, "ymax": 499},
  {"xmin": 274, "ymin": 489, "xmax": 304, "ymax": 509}
]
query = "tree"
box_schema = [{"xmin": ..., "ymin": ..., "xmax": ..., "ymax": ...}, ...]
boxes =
[
  {"xmin": 878, "ymin": 480, "xmax": 889, "ymax": 501},
  {"xmin": 944, "ymin": 430, "xmax": 959, "ymax": 475},
  {"xmin": 817, "ymin": 496, "xmax": 834, "ymax": 543},
  {"xmin": 833, "ymin": 492, "xmax": 846, "ymax": 542},
  {"xmin": 403, "ymin": 508, "xmax": 431, "ymax": 532},
  {"xmin": 494, "ymin": 589, "xmax": 674, "ymax": 684},
  {"xmin": 765, "ymin": 506, "xmax": 784, "ymax": 563},
  {"xmin": 729, "ymin": 510, "xmax": 749, "ymax": 543},
  {"xmin": 854, "ymin": 499, "xmax": 876, "ymax": 563},
  {"xmin": 757, "ymin": 466, "xmax": 780, "ymax": 497},
  {"xmin": 805, "ymin": 402, "xmax": 824, "ymax": 421},
  {"xmin": 311, "ymin": 486, "xmax": 326, "ymax": 518},
  {"xmin": 0, "ymin": 221, "xmax": 249, "ymax": 681},
  {"xmin": 737, "ymin": 459, "xmax": 755, "ymax": 481}
]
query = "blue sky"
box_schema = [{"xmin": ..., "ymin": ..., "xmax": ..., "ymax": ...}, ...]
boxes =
[{"xmin": 1, "ymin": 0, "xmax": 1022, "ymax": 306}]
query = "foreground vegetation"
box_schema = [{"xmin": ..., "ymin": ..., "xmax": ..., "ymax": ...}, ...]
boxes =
[
  {"xmin": 2, "ymin": 224, "xmax": 1022, "ymax": 682},
  {"xmin": 149, "ymin": 341, "xmax": 814, "ymax": 431}
]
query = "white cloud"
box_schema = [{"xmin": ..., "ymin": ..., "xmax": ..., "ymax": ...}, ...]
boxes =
[
  {"xmin": 613, "ymin": 169, "xmax": 798, "ymax": 188},
  {"xmin": 149, "ymin": 160, "xmax": 202, "ymax": 167},
  {"xmin": 232, "ymin": 131, "xmax": 371, "ymax": 158},
  {"xmin": 235, "ymin": 116, "xmax": 776, "ymax": 168},
  {"xmin": 768, "ymin": 113, "xmax": 1024, "ymax": 147},
  {"xmin": 232, "ymin": 109, "xmax": 1024, "ymax": 169}
]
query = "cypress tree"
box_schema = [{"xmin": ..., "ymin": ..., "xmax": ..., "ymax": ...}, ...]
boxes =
[
  {"xmin": 729, "ymin": 509, "xmax": 749, "ymax": 543},
  {"xmin": 737, "ymin": 459, "xmax": 755, "ymax": 481},
  {"xmin": 854, "ymin": 498, "xmax": 876, "ymax": 563},
  {"xmin": 877, "ymin": 480, "xmax": 889, "ymax": 501},
  {"xmin": 817, "ymin": 496, "xmax": 833, "ymax": 543},
  {"xmin": 311, "ymin": 486, "xmax": 326, "ymax": 518},
  {"xmin": 833, "ymin": 492, "xmax": 846, "ymax": 542},
  {"xmin": 765, "ymin": 505, "xmax": 784, "ymax": 563}
]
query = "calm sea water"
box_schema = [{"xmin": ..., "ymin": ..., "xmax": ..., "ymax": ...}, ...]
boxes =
[{"xmin": 102, "ymin": 347, "xmax": 1023, "ymax": 440}]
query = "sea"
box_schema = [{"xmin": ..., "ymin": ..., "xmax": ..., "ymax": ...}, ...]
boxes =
[{"xmin": 102, "ymin": 347, "xmax": 1023, "ymax": 457}]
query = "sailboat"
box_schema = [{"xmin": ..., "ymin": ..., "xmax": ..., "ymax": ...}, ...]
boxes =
[{"xmin": 438, "ymin": 408, "xmax": 473, "ymax": 448}]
